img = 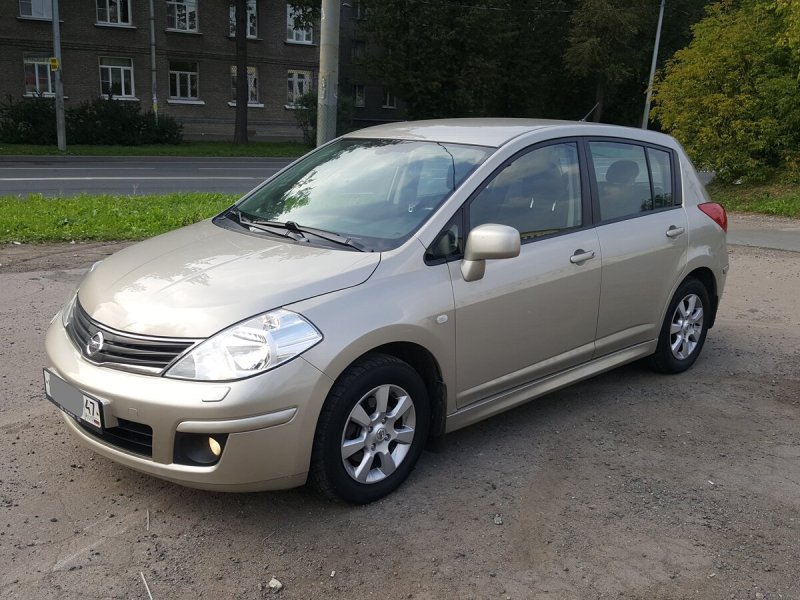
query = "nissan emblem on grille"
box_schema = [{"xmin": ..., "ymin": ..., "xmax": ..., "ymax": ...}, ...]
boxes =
[{"xmin": 86, "ymin": 331, "xmax": 104, "ymax": 356}]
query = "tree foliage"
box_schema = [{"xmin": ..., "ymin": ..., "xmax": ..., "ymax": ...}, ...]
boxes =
[
  {"xmin": 776, "ymin": 0, "xmax": 800, "ymax": 61},
  {"xmin": 358, "ymin": 0, "xmax": 586, "ymax": 120},
  {"xmin": 355, "ymin": 0, "xmax": 705, "ymax": 125},
  {"xmin": 564, "ymin": 0, "xmax": 707, "ymax": 123},
  {"xmin": 652, "ymin": 1, "xmax": 800, "ymax": 182}
]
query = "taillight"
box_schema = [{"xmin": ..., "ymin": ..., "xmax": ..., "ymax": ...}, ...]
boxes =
[{"xmin": 698, "ymin": 202, "xmax": 728, "ymax": 232}]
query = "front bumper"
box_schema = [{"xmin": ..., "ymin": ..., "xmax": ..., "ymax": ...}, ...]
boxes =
[{"xmin": 44, "ymin": 316, "xmax": 334, "ymax": 492}]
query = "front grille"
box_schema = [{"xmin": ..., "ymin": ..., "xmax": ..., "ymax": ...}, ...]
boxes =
[
  {"xmin": 66, "ymin": 299, "xmax": 196, "ymax": 375},
  {"xmin": 79, "ymin": 418, "xmax": 153, "ymax": 458}
]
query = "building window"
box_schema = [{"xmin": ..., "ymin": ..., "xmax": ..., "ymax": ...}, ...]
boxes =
[
  {"xmin": 230, "ymin": 66, "xmax": 259, "ymax": 105},
  {"xmin": 353, "ymin": 84, "xmax": 365, "ymax": 108},
  {"xmin": 167, "ymin": 0, "xmax": 198, "ymax": 32},
  {"xmin": 19, "ymin": 0, "xmax": 52, "ymax": 19},
  {"xmin": 352, "ymin": 40, "xmax": 366, "ymax": 62},
  {"xmin": 287, "ymin": 70, "xmax": 311, "ymax": 107},
  {"xmin": 382, "ymin": 90, "xmax": 396, "ymax": 109},
  {"xmin": 169, "ymin": 61, "xmax": 199, "ymax": 99},
  {"xmin": 286, "ymin": 4, "xmax": 312, "ymax": 44},
  {"xmin": 99, "ymin": 57, "xmax": 135, "ymax": 98},
  {"xmin": 229, "ymin": 0, "xmax": 257, "ymax": 38},
  {"xmin": 24, "ymin": 55, "xmax": 56, "ymax": 96},
  {"xmin": 96, "ymin": 0, "xmax": 132, "ymax": 26}
]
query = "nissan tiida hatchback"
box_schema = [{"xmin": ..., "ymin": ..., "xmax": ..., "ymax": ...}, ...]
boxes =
[{"xmin": 44, "ymin": 119, "xmax": 729, "ymax": 503}]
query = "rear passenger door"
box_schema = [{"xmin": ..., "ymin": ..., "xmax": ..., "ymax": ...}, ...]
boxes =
[{"xmin": 587, "ymin": 139, "xmax": 688, "ymax": 357}]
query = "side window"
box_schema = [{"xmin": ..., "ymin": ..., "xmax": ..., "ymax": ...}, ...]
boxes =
[
  {"xmin": 469, "ymin": 143, "xmax": 582, "ymax": 241},
  {"xmin": 647, "ymin": 148, "xmax": 674, "ymax": 208},
  {"xmin": 590, "ymin": 141, "xmax": 676, "ymax": 220},
  {"xmin": 589, "ymin": 141, "xmax": 653, "ymax": 221}
]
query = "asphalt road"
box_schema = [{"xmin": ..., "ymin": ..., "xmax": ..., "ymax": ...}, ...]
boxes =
[{"xmin": 0, "ymin": 156, "xmax": 294, "ymax": 197}]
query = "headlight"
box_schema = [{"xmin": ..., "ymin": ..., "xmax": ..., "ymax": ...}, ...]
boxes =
[
  {"xmin": 61, "ymin": 293, "xmax": 77, "ymax": 328},
  {"xmin": 165, "ymin": 309, "xmax": 322, "ymax": 381}
]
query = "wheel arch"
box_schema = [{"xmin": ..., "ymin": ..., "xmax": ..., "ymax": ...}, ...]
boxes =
[
  {"xmin": 685, "ymin": 266, "xmax": 718, "ymax": 328},
  {"xmin": 336, "ymin": 342, "xmax": 448, "ymax": 441}
]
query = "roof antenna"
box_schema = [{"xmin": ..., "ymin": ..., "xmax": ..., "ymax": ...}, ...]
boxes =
[{"xmin": 579, "ymin": 102, "xmax": 600, "ymax": 122}]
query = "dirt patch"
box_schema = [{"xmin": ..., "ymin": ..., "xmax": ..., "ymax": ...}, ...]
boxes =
[
  {"xmin": 0, "ymin": 244, "xmax": 798, "ymax": 599},
  {"xmin": 0, "ymin": 241, "xmax": 133, "ymax": 274}
]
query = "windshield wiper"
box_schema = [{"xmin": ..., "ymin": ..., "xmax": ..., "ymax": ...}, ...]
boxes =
[
  {"xmin": 227, "ymin": 209, "xmax": 365, "ymax": 251},
  {"xmin": 282, "ymin": 221, "xmax": 365, "ymax": 252},
  {"xmin": 226, "ymin": 208, "xmax": 302, "ymax": 241}
]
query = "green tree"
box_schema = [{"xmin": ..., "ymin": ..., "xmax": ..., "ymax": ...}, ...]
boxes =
[
  {"xmin": 357, "ymin": 0, "xmax": 706, "ymax": 125},
  {"xmin": 652, "ymin": 1, "xmax": 800, "ymax": 181},
  {"xmin": 564, "ymin": 0, "xmax": 708, "ymax": 124},
  {"xmin": 776, "ymin": 0, "xmax": 800, "ymax": 61},
  {"xmin": 358, "ymin": 0, "xmax": 586, "ymax": 120}
]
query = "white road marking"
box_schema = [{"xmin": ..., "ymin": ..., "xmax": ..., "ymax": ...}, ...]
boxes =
[
  {"xmin": 0, "ymin": 176, "xmax": 261, "ymax": 181},
  {"xmin": 0, "ymin": 167, "xmax": 156, "ymax": 170}
]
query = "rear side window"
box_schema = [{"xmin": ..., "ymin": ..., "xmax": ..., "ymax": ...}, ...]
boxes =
[
  {"xmin": 589, "ymin": 141, "xmax": 675, "ymax": 221},
  {"xmin": 647, "ymin": 148, "xmax": 673, "ymax": 208}
]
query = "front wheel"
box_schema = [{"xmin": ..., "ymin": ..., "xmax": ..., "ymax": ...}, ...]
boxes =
[
  {"xmin": 647, "ymin": 277, "xmax": 710, "ymax": 374},
  {"xmin": 310, "ymin": 353, "xmax": 430, "ymax": 504}
]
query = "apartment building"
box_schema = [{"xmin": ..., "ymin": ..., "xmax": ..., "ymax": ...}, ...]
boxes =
[{"xmin": 0, "ymin": 0, "xmax": 403, "ymax": 141}]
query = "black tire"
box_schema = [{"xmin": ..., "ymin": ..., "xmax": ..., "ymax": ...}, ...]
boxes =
[
  {"xmin": 647, "ymin": 277, "xmax": 710, "ymax": 374},
  {"xmin": 310, "ymin": 353, "xmax": 430, "ymax": 504}
]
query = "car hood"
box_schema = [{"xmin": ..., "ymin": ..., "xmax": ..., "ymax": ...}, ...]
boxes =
[{"xmin": 77, "ymin": 220, "xmax": 380, "ymax": 338}]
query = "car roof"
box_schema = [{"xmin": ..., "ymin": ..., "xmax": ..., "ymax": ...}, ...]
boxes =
[{"xmin": 342, "ymin": 118, "xmax": 675, "ymax": 149}]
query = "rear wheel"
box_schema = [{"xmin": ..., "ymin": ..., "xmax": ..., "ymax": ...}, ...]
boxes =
[
  {"xmin": 310, "ymin": 353, "xmax": 430, "ymax": 504},
  {"xmin": 648, "ymin": 277, "xmax": 710, "ymax": 374}
]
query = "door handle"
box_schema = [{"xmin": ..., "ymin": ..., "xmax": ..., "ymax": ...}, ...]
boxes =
[
  {"xmin": 570, "ymin": 249, "xmax": 595, "ymax": 264},
  {"xmin": 666, "ymin": 226, "xmax": 685, "ymax": 239}
]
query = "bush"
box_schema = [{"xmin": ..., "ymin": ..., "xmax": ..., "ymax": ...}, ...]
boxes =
[
  {"xmin": 0, "ymin": 95, "xmax": 57, "ymax": 144},
  {"xmin": 0, "ymin": 95, "xmax": 182, "ymax": 145},
  {"xmin": 67, "ymin": 97, "xmax": 182, "ymax": 145}
]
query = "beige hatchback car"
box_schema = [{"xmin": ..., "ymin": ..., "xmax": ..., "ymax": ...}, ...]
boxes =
[{"xmin": 44, "ymin": 119, "xmax": 728, "ymax": 503}]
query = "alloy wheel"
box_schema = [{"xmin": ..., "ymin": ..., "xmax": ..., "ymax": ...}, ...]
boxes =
[
  {"xmin": 340, "ymin": 384, "xmax": 417, "ymax": 484},
  {"xmin": 669, "ymin": 293, "xmax": 704, "ymax": 360}
]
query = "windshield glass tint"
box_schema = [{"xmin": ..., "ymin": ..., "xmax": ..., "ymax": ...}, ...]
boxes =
[{"xmin": 236, "ymin": 139, "xmax": 493, "ymax": 251}]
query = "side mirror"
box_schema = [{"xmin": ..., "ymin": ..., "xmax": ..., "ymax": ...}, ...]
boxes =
[{"xmin": 461, "ymin": 224, "xmax": 520, "ymax": 282}]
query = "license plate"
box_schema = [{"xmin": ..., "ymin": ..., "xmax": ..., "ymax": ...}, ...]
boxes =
[{"xmin": 43, "ymin": 369, "xmax": 104, "ymax": 433}]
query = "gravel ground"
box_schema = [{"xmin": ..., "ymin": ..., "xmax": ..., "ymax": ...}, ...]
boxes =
[{"xmin": 1, "ymin": 231, "xmax": 798, "ymax": 599}]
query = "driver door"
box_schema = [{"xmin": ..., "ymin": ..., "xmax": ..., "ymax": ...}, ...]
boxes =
[{"xmin": 447, "ymin": 141, "xmax": 601, "ymax": 409}]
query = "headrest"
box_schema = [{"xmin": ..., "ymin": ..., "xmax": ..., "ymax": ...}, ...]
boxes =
[{"xmin": 606, "ymin": 160, "xmax": 639, "ymax": 184}]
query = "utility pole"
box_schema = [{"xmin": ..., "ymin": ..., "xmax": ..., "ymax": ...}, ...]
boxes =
[
  {"xmin": 51, "ymin": 0, "xmax": 66, "ymax": 151},
  {"xmin": 233, "ymin": 0, "xmax": 248, "ymax": 144},
  {"xmin": 316, "ymin": 0, "xmax": 340, "ymax": 146},
  {"xmin": 149, "ymin": 0, "xmax": 158, "ymax": 122},
  {"xmin": 642, "ymin": 0, "xmax": 665, "ymax": 129}
]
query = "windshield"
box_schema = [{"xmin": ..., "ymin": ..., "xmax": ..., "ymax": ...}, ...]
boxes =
[{"xmin": 233, "ymin": 138, "xmax": 493, "ymax": 251}]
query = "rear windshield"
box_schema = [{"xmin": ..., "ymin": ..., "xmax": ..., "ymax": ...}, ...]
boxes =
[{"xmin": 234, "ymin": 138, "xmax": 493, "ymax": 251}]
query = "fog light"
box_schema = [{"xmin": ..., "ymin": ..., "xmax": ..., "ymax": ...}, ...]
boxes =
[
  {"xmin": 173, "ymin": 432, "xmax": 228, "ymax": 466},
  {"xmin": 208, "ymin": 436, "xmax": 221, "ymax": 457}
]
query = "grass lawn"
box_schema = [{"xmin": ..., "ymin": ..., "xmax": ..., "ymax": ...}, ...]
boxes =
[
  {"xmin": 0, "ymin": 193, "xmax": 236, "ymax": 243},
  {"xmin": 1, "ymin": 173, "xmax": 797, "ymax": 243},
  {"xmin": 707, "ymin": 177, "xmax": 800, "ymax": 219},
  {"xmin": 0, "ymin": 141, "xmax": 309, "ymax": 158}
]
